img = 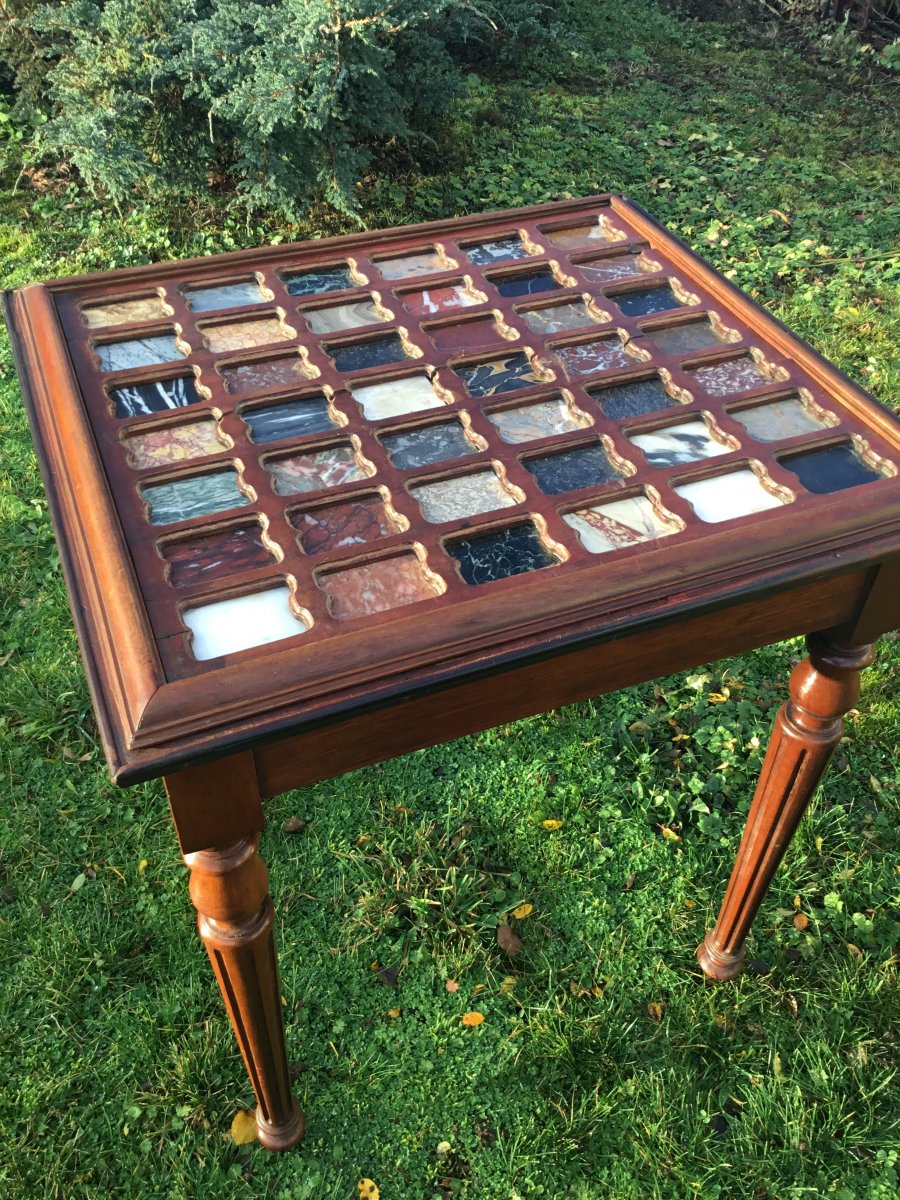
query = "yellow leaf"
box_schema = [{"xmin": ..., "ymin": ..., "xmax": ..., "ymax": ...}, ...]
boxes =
[
  {"xmin": 647, "ymin": 1001, "xmax": 665, "ymax": 1022},
  {"xmin": 660, "ymin": 825, "xmax": 681, "ymax": 842},
  {"xmin": 511, "ymin": 903, "xmax": 533, "ymax": 919},
  {"xmin": 461, "ymin": 1011, "xmax": 485, "ymax": 1027},
  {"xmin": 684, "ymin": 898, "xmax": 697, "ymax": 910},
  {"xmin": 387, "ymin": 1008, "xmax": 401, "ymax": 1019},
  {"xmin": 369, "ymin": 961, "xmax": 380, "ymax": 971},
  {"xmin": 793, "ymin": 895, "xmax": 803, "ymax": 909},
  {"xmin": 542, "ymin": 819, "xmax": 564, "ymax": 831},
  {"xmin": 358, "ymin": 1179, "xmax": 380, "ymax": 1200},
  {"xmin": 500, "ymin": 976, "xmax": 517, "ymax": 994},
  {"xmin": 815, "ymin": 836, "xmax": 823, "ymax": 852},
  {"xmin": 847, "ymin": 943, "xmax": 864, "ymax": 961},
  {"xmin": 707, "ymin": 691, "xmax": 730, "ymax": 704},
  {"xmin": 138, "ymin": 858, "xmax": 148, "ymax": 874},
  {"xmin": 230, "ymin": 1109, "xmax": 257, "ymax": 1145}
]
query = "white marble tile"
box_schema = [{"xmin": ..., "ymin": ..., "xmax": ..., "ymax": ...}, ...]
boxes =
[
  {"xmin": 96, "ymin": 334, "xmax": 185, "ymax": 372},
  {"xmin": 183, "ymin": 280, "xmax": 267, "ymax": 311},
  {"xmin": 184, "ymin": 586, "xmax": 309, "ymax": 660},
  {"xmin": 675, "ymin": 469, "xmax": 788, "ymax": 522},
  {"xmin": 351, "ymin": 375, "xmax": 446, "ymax": 420},
  {"xmin": 629, "ymin": 419, "xmax": 732, "ymax": 468},
  {"xmin": 563, "ymin": 494, "xmax": 681, "ymax": 553}
]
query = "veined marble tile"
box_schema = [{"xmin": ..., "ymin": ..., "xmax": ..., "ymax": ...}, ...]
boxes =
[
  {"xmin": 628, "ymin": 420, "xmax": 732, "ymax": 468},
  {"xmin": 380, "ymin": 420, "xmax": 479, "ymax": 470},
  {"xmin": 329, "ymin": 334, "xmax": 408, "ymax": 372},
  {"xmin": 523, "ymin": 443, "xmax": 621, "ymax": 495},
  {"xmin": 465, "ymin": 237, "xmax": 529, "ymax": 266},
  {"xmin": 110, "ymin": 374, "xmax": 204, "ymax": 419},
  {"xmin": 456, "ymin": 354, "xmax": 546, "ymax": 398},
  {"xmin": 183, "ymin": 280, "xmax": 267, "ymax": 312},
  {"xmin": 201, "ymin": 317, "xmax": 293, "ymax": 353},
  {"xmin": 376, "ymin": 251, "xmax": 448, "ymax": 280},
  {"xmin": 546, "ymin": 221, "xmax": 620, "ymax": 250},
  {"xmin": 555, "ymin": 338, "xmax": 634, "ymax": 377},
  {"xmin": 447, "ymin": 523, "xmax": 559, "ymax": 585},
  {"xmin": 577, "ymin": 255, "xmax": 650, "ymax": 285},
  {"xmin": 302, "ymin": 299, "xmax": 386, "ymax": 335},
  {"xmin": 613, "ymin": 284, "xmax": 682, "ymax": 317},
  {"xmin": 648, "ymin": 318, "xmax": 731, "ymax": 356},
  {"xmin": 401, "ymin": 284, "xmax": 482, "ymax": 317},
  {"xmin": 162, "ymin": 523, "xmax": 275, "ymax": 588},
  {"xmin": 427, "ymin": 315, "xmax": 507, "ymax": 351},
  {"xmin": 242, "ymin": 395, "xmax": 336, "ymax": 443},
  {"xmin": 780, "ymin": 444, "xmax": 883, "ymax": 494},
  {"xmin": 352, "ymin": 374, "xmax": 446, "ymax": 421},
  {"xmin": 564, "ymin": 494, "xmax": 681, "ymax": 553},
  {"xmin": 82, "ymin": 296, "xmax": 169, "ymax": 328},
  {"xmin": 495, "ymin": 269, "xmax": 559, "ymax": 299},
  {"xmin": 487, "ymin": 397, "xmax": 590, "ymax": 443},
  {"xmin": 220, "ymin": 354, "xmax": 315, "ymax": 394},
  {"xmin": 293, "ymin": 495, "xmax": 399, "ymax": 554},
  {"xmin": 266, "ymin": 444, "xmax": 372, "ymax": 495},
  {"xmin": 184, "ymin": 586, "xmax": 309, "ymax": 660},
  {"xmin": 142, "ymin": 468, "xmax": 250, "ymax": 525},
  {"xmin": 123, "ymin": 418, "xmax": 226, "ymax": 469},
  {"xmin": 320, "ymin": 554, "xmax": 441, "ymax": 620},
  {"xmin": 96, "ymin": 334, "xmax": 186, "ymax": 373},
  {"xmin": 410, "ymin": 469, "xmax": 518, "ymax": 524},
  {"xmin": 675, "ymin": 469, "xmax": 788, "ymax": 522},
  {"xmin": 520, "ymin": 302, "xmax": 598, "ymax": 335},
  {"xmin": 593, "ymin": 377, "xmax": 677, "ymax": 421},
  {"xmin": 690, "ymin": 357, "xmax": 771, "ymax": 397},
  {"xmin": 283, "ymin": 266, "xmax": 355, "ymax": 296},
  {"xmin": 731, "ymin": 397, "xmax": 831, "ymax": 443}
]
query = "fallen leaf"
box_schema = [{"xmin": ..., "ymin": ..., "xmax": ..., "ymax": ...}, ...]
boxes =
[
  {"xmin": 70, "ymin": 872, "xmax": 86, "ymax": 892},
  {"xmin": 773, "ymin": 1051, "xmax": 783, "ymax": 1077},
  {"xmin": 684, "ymin": 897, "xmax": 696, "ymax": 909},
  {"xmin": 793, "ymin": 895, "xmax": 802, "ymax": 909},
  {"xmin": 784, "ymin": 994, "xmax": 798, "ymax": 1017},
  {"xmin": 847, "ymin": 943, "xmax": 864, "ymax": 961},
  {"xmin": 358, "ymin": 1179, "xmax": 380, "ymax": 1200},
  {"xmin": 461, "ymin": 1011, "xmax": 485, "ymax": 1027},
  {"xmin": 815, "ymin": 835, "xmax": 823, "ymax": 852},
  {"xmin": 283, "ymin": 816, "xmax": 307, "ymax": 834},
  {"xmin": 377, "ymin": 965, "xmax": 399, "ymax": 988},
  {"xmin": 511, "ymin": 902, "xmax": 533, "ymax": 919},
  {"xmin": 623, "ymin": 873, "xmax": 636, "ymax": 892},
  {"xmin": 659, "ymin": 826, "xmax": 681, "ymax": 842},
  {"xmin": 497, "ymin": 924, "xmax": 523, "ymax": 957},
  {"xmin": 647, "ymin": 1001, "xmax": 665, "ymax": 1022},
  {"xmin": 707, "ymin": 691, "xmax": 730, "ymax": 704},
  {"xmin": 793, "ymin": 912, "xmax": 810, "ymax": 932},
  {"xmin": 230, "ymin": 1109, "xmax": 257, "ymax": 1145},
  {"xmin": 770, "ymin": 208, "xmax": 792, "ymax": 224},
  {"xmin": 138, "ymin": 859, "xmax": 148, "ymax": 874},
  {"xmin": 500, "ymin": 976, "xmax": 517, "ymax": 994},
  {"xmin": 542, "ymin": 819, "xmax": 563, "ymax": 831},
  {"xmin": 628, "ymin": 720, "xmax": 652, "ymax": 735},
  {"xmin": 436, "ymin": 1140, "xmax": 452, "ymax": 1158},
  {"xmin": 387, "ymin": 1008, "xmax": 401, "ymax": 1019},
  {"xmin": 445, "ymin": 979, "xmax": 459, "ymax": 993}
]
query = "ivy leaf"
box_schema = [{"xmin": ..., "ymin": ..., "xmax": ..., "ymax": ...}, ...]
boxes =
[
  {"xmin": 230, "ymin": 1109, "xmax": 257, "ymax": 1145},
  {"xmin": 461, "ymin": 1011, "xmax": 485, "ymax": 1027}
]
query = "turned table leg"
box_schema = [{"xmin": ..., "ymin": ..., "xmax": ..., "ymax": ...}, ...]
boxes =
[{"xmin": 697, "ymin": 632, "xmax": 876, "ymax": 980}]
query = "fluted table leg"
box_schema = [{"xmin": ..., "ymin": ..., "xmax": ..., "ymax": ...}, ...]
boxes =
[{"xmin": 697, "ymin": 633, "xmax": 876, "ymax": 980}]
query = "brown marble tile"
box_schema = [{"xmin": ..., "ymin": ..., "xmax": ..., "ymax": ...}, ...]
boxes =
[{"xmin": 319, "ymin": 554, "xmax": 442, "ymax": 619}]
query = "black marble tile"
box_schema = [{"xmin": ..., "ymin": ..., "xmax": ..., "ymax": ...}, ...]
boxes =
[
  {"xmin": 328, "ymin": 335, "xmax": 407, "ymax": 372},
  {"xmin": 242, "ymin": 395, "xmax": 336, "ymax": 443},
  {"xmin": 380, "ymin": 421, "xmax": 478, "ymax": 470},
  {"xmin": 283, "ymin": 266, "xmax": 355, "ymax": 296},
  {"xmin": 494, "ymin": 269, "xmax": 559, "ymax": 299},
  {"xmin": 780, "ymin": 444, "xmax": 882, "ymax": 494},
  {"xmin": 612, "ymin": 284, "xmax": 681, "ymax": 317},
  {"xmin": 523, "ymin": 443, "xmax": 621, "ymax": 495},
  {"xmin": 109, "ymin": 374, "xmax": 204, "ymax": 419},
  {"xmin": 455, "ymin": 354, "xmax": 544, "ymax": 398},
  {"xmin": 446, "ymin": 523, "xmax": 559, "ymax": 585},
  {"xmin": 593, "ymin": 377, "xmax": 677, "ymax": 421},
  {"xmin": 465, "ymin": 237, "xmax": 529, "ymax": 266}
]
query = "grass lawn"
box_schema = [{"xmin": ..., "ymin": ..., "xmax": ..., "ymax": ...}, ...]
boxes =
[{"xmin": 0, "ymin": 2, "xmax": 898, "ymax": 1197}]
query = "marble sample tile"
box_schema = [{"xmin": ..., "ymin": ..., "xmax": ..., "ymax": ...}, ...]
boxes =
[
  {"xmin": 266, "ymin": 444, "xmax": 372, "ymax": 495},
  {"xmin": 328, "ymin": 334, "xmax": 408, "ymax": 372},
  {"xmin": 320, "ymin": 554, "xmax": 441, "ymax": 620},
  {"xmin": 628, "ymin": 419, "xmax": 732, "ymax": 468},
  {"xmin": 648, "ymin": 318, "xmax": 732, "ymax": 355},
  {"xmin": 401, "ymin": 284, "xmax": 482, "ymax": 317},
  {"xmin": 675, "ymin": 469, "xmax": 788, "ymax": 522},
  {"xmin": 184, "ymin": 585, "xmax": 309, "ymax": 660},
  {"xmin": 96, "ymin": 334, "xmax": 186, "ymax": 373},
  {"xmin": 410, "ymin": 468, "xmax": 518, "ymax": 524},
  {"xmin": 520, "ymin": 302, "xmax": 598, "ymax": 335},
  {"xmin": 446, "ymin": 523, "xmax": 559, "ymax": 585},
  {"xmin": 780, "ymin": 444, "xmax": 882, "ymax": 494},
  {"xmin": 564, "ymin": 494, "xmax": 681, "ymax": 554},
  {"xmin": 351, "ymin": 374, "xmax": 445, "ymax": 421},
  {"xmin": 455, "ymin": 353, "xmax": 546, "ymax": 397},
  {"xmin": 465, "ymin": 237, "xmax": 529, "ymax": 266},
  {"xmin": 110, "ymin": 374, "xmax": 204, "ymax": 419},
  {"xmin": 162, "ymin": 523, "xmax": 275, "ymax": 588},
  {"xmin": 577, "ymin": 255, "xmax": 649, "ymax": 285},
  {"xmin": 201, "ymin": 317, "xmax": 293, "ymax": 353},
  {"xmin": 242, "ymin": 395, "xmax": 336, "ymax": 443},
  {"xmin": 554, "ymin": 337, "xmax": 634, "ymax": 377},
  {"xmin": 380, "ymin": 420, "xmax": 479, "ymax": 470},
  {"xmin": 302, "ymin": 299, "xmax": 386, "ymax": 335},
  {"xmin": 283, "ymin": 266, "xmax": 355, "ymax": 296},
  {"xmin": 376, "ymin": 251, "xmax": 448, "ymax": 280},
  {"xmin": 612, "ymin": 284, "xmax": 682, "ymax": 317},
  {"xmin": 546, "ymin": 221, "xmax": 619, "ymax": 250},
  {"xmin": 690, "ymin": 356, "xmax": 771, "ymax": 397},
  {"xmin": 487, "ymin": 396, "xmax": 590, "ymax": 443},
  {"xmin": 731, "ymin": 397, "xmax": 831, "ymax": 443},
  {"xmin": 593, "ymin": 376, "xmax": 677, "ymax": 421},
  {"xmin": 142, "ymin": 468, "xmax": 251, "ymax": 525},
  {"xmin": 123, "ymin": 418, "xmax": 226, "ymax": 469},
  {"xmin": 220, "ymin": 354, "xmax": 314, "ymax": 395},
  {"xmin": 81, "ymin": 296, "xmax": 169, "ymax": 328},
  {"xmin": 427, "ymin": 315, "xmax": 507, "ymax": 351},
  {"xmin": 183, "ymin": 280, "xmax": 267, "ymax": 312},
  {"xmin": 494, "ymin": 269, "xmax": 559, "ymax": 299},
  {"xmin": 292, "ymin": 495, "xmax": 400, "ymax": 554},
  {"xmin": 523, "ymin": 443, "xmax": 622, "ymax": 495}
]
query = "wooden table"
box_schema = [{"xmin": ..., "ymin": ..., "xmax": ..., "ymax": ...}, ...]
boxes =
[{"xmin": 5, "ymin": 195, "xmax": 899, "ymax": 1151}]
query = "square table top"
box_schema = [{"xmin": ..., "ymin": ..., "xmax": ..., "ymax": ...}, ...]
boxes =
[{"xmin": 5, "ymin": 195, "xmax": 900, "ymax": 783}]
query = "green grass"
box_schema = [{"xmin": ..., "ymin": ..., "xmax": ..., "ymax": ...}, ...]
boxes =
[{"xmin": 0, "ymin": 3, "xmax": 898, "ymax": 1198}]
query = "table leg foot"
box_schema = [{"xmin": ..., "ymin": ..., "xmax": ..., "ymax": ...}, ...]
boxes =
[
  {"xmin": 697, "ymin": 633, "xmax": 876, "ymax": 981},
  {"xmin": 184, "ymin": 835, "xmax": 305, "ymax": 1150}
]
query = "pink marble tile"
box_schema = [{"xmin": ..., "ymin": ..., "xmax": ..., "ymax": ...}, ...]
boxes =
[{"xmin": 319, "ymin": 554, "xmax": 442, "ymax": 620}]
